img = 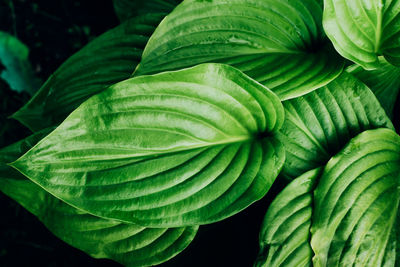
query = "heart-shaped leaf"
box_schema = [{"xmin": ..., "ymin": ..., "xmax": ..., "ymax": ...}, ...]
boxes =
[
  {"xmin": 323, "ymin": 0, "xmax": 400, "ymax": 69},
  {"xmin": 135, "ymin": 0, "xmax": 344, "ymax": 100},
  {"xmin": 277, "ymin": 72, "xmax": 394, "ymax": 179},
  {"xmin": 0, "ymin": 131, "xmax": 198, "ymax": 267},
  {"xmin": 10, "ymin": 63, "xmax": 285, "ymax": 227},
  {"xmin": 113, "ymin": 0, "xmax": 181, "ymax": 22},
  {"xmin": 256, "ymin": 128, "xmax": 400, "ymax": 267},
  {"xmin": 347, "ymin": 57, "xmax": 400, "ymax": 119},
  {"xmin": 12, "ymin": 14, "xmax": 165, "ymax": 132}
]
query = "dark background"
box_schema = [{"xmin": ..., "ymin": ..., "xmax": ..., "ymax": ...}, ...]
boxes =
[{"xmin": 0, "ymin": 1, "xmax": 399, "ymax": 267}]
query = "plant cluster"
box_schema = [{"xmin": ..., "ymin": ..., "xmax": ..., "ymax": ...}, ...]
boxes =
[{"xmin": 1, "ymin": 0, "xmax": 400, "ymax": 266}]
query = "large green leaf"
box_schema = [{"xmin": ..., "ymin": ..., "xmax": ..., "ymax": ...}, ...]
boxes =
[
  {"xmin": 0, "ymin": 131, "xmax": 198, "ymax": 267},
  {"xmin": 323, "ymin": 0, "xmax": 400, "ymax": 69},
  {"xmin": 311, "ymin": 128, "xmax": 400, "ymax": 266},
  {"xmin": 347, "ymin": 57, "xmax": 400, "ymax": 118},
  {"xmin": 135, "ymin": 0, "xmax": 344, "ymax": 100},
  {"xmin": 10, "ymin": 63, "xmax": 285, "ymax": 227},
  {"xmin": 255, "ymin": 168, "xmax": 322, "ymax": 267},
  {"xmin": 0, "ymin": 31, "xmax": 40, "ymax": 95},
  {"xmin": 256, "ymin": 128, "xmax": 400, "ymax": 267},
  {"xmin": 12, "ymin": 14, "xmax": 165, "ymax": 132},
  {"xmin": 277, "ymin": 72, "xmax": 394, "ymax": 179},
  {"xmin": 113, "ymin": 0, "xmax": 181, "ymax": 22}
]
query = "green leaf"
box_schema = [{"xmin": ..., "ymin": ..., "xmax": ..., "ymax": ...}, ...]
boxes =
[
  {"xmin": 0, "ymin": 31, "xmax": 40, "ymax": 95},
  {"xmin": 12, "ymin": 14, "xmax": 165, "ymax": 132},
  {"xmin": 135, "ymin": 0, "xmax": 345, "ymax": 100},
  {"xmin": 311, "ymin": 128, "xmax": 400, "ymax": 266},
  {"xmin": 113, "ymin": 0, "xmax": 181, "ymax": 22},
  {"xmin": 255, "ymin": 168, "xmax": 322, "ymax": 267},
  {"xmin": 347, "ymin": 57, "xmax": 400, "ymax": 119},
  {"xmin": 256, "ymin": 128, "xmax": 400, "ymax": 267},
  {"xmin": 0, "ymin": 132, "xmax": 198, "ymax": 267},
  {"xmin": 323, "ymin": 0, "xmax": 400, "ymax": 69},
  {"xmin": 10, "ymin": 63, "xmax": 285, "ymax": 227},
  {"xmin": 277, "ymin": 72, "xmax": 394, "ymax": 179}
]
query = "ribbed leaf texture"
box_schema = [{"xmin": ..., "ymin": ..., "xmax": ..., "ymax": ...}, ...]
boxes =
[
  {"xmin": 347, "ymin": 57, "xmax": 400, "ymax": 119},
  {"xmin": 323, "ymin": 0, "xmax": 400, "ymax": 69},
  {"xmin": 12, "ymin": 14, "xmax": 165, "ymax": 132},
  {"xmin": 135, "ymin": 0, "xmax": 344, "ymax": 100},
  {"xmin": 11, "ymin": 64, "xmax": 285, "ymax": 227},
  {"xmin": 277, "ymin": 72, "xmax": 394, "ymax": 179},
  {"xmin": 0, "ymin": 131, "xmax": 198, "ymax": 267},
  {"xmin": 257, "ymin": 128, "xmax": 400, "ymax": 267}
]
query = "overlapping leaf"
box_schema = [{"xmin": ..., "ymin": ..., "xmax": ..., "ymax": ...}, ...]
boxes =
[
  {"xmin": 347, "ymin": 57, "xmax": 400, "ymax": 118},
  {"xmin": 135, "ymin": 0, "xmax": 344, "ymax": 100},
  {"xmin": 256, "ymin": 128, "xmax": 400, "ymax": 267},
  {"xmin": 277, "ymin": 72, "xmax": 394, "ymax": 179},
  {"xmin": 323, "ymin": 0, "xmax": 400, "ymax": 69},
  {"xmin": 0, "ymin": 131, "xmax": 198, "ymax": 267},
  {"xmin": 10, "ymin": 64, "xmax": 285, "ymax": 227},
  {"xmin": 12, "ymin": 14, "xmax": 165, "ymax": 132},
  {"xmin": 113, "ymin": 0, "xmax": 181, "ymax": 22}
]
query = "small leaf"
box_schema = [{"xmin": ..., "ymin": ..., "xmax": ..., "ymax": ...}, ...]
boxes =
[
  {"xmin": 113, "ymin": 0, "xmax": 181, "ymax": 22},
  {"xmin": 277, "ymin": 72, "xmax": 394, "ymax": 179},
  {"xmin": 12, "ymin": 14, "xmax": 165, "ymax": 132},
  {"xmin": 0, "ymin": 131, "xmax": 198, "ymax": 267},
  {"xmin": 11, "ymin": 63, "xmax": 285, "ymax": 227},
  {"xmin": 347, "ymin": 57, "xmax": 400, "ymax": 118},
  {"xmin": 256, "ymin": 168, "xmax": 322, "ymax": 267},
  {"xmin": 135, "ymin": 0, "xmax": 344, "ymax": 100},
  {"xmin": 311, "ymin": 128, "xmax": 400, "ymax": 266},
  {"xmin": 0, "ymin": 31, "xmax": 40, "ymax": 95},
  {"xmin": 323, "ymin": 0, "xmax": 400, "ymax": 69}
]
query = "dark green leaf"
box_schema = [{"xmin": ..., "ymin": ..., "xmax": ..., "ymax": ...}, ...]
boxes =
[
  {"xmin": 12, "ymin": 14, "xmax": 165, "ymax": 132},
  {"xmin": 113, "ymin": 0, "xmax": 181, "ymax": 22},
  {"xmin": 277, "ymin": 72, "xmax": 394, "ymax": 179},
  {"xmin": 11, "ymin": 63, "xmax": 285, "ymax": 227},
  {"xmin": 135, "ymin": 0, "xmax": 344, "ymax": 100},
  {"xmin": 347, "ymin": 57, "xmax": 400, "ymax": 118},
  {"xmin": 0, "ymin": 131, "xmax": 198, "ymax": 267},
  {"xmin": 0, "ymin": 31, "xmax": 40, "ymax": 95},
  {"xmin": 323, "ymin": 0, "xmax": 400, "ymax": 69}
]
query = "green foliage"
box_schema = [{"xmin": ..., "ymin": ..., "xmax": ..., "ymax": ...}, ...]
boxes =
[
  {"xmin": 135, "ymin": 0, "xmax": 345, "ymax": 100},
  {"xmin": 323, "ymin": 0, "xmax": 400, "ymax": 69},
  {"xmin": 1, "ymin": 0, "xmax": 400, "ymax": 266},
  {"xmin": 0, "ymin": 131, "xmax": 198, "ymax": 267},
  {"xmin": 257, "ymin": 129, "xmax": 400, "ymax": 267}
]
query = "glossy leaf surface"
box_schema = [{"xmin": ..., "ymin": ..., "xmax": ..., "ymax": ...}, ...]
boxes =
[
  {"xmin": 323, "ymin": 0, "xmax": 400, "ymax": 69},
  {"xmin": 11, "ymin": 64, "xmax": 285, "ymax": 227},
  {"xmin": 257, "ymin": 128, "xmax": 400, "ymax": 267},
  {"xmin": 0, "ymin": 132, "xmax": 198, "ymax": 267},
  {"xmin": 135, "ymin": 0, "xmax": 344, "ymax": 100},
  {"xmin": 277, "ymin": 72, "xmax": 394, "ymax": 179},
  {"xmin": 347, "ymin": 57, "xmax": 400, "ymax": 118},
  {"xmin": 12, "ymin": 14, "xmax": 165, "ymax": 132}
]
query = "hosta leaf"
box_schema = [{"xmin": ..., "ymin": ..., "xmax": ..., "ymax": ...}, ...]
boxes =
[
  {"xmin": 256, "ymin": 128, "xmax": 400, "ymax": 267},
  {"xmin": 255, "ymin": 168, "xmax": 322, "ymax": 267},
  {"xmin": 0, "ymin": 31, "xmax": 40, "ymax": 95},
  {"xmin": 0, "ymin": 132, "xmax": 198, "ymax": 267},
  {"xmin": 11, "ymin": 63, "xmax": 285, "ymax": 227},
  {"xmin": 323, "ymin": 0, "xmax": 400, "ymax": 69},
  {"xmin": 311, "ymin": 128, "xmax": 400, "ymax": 266},
  {"xmin": 12, "ymin": 14, "xmax": 165, "ymax": 132},
  {"xmin": 113, "ymin": 0, "xmax": 181, "ymax": 22},
  {"xmin": 347, "ymin": 57, "xmax": 400, "ymax": 118},
  {"xmin": 135, "ymin": 0, "xmax": 345, "ymax": 100},
  {"xmin": 277, "ymin": 72, "xmax": 394, "ymax": 179}
]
